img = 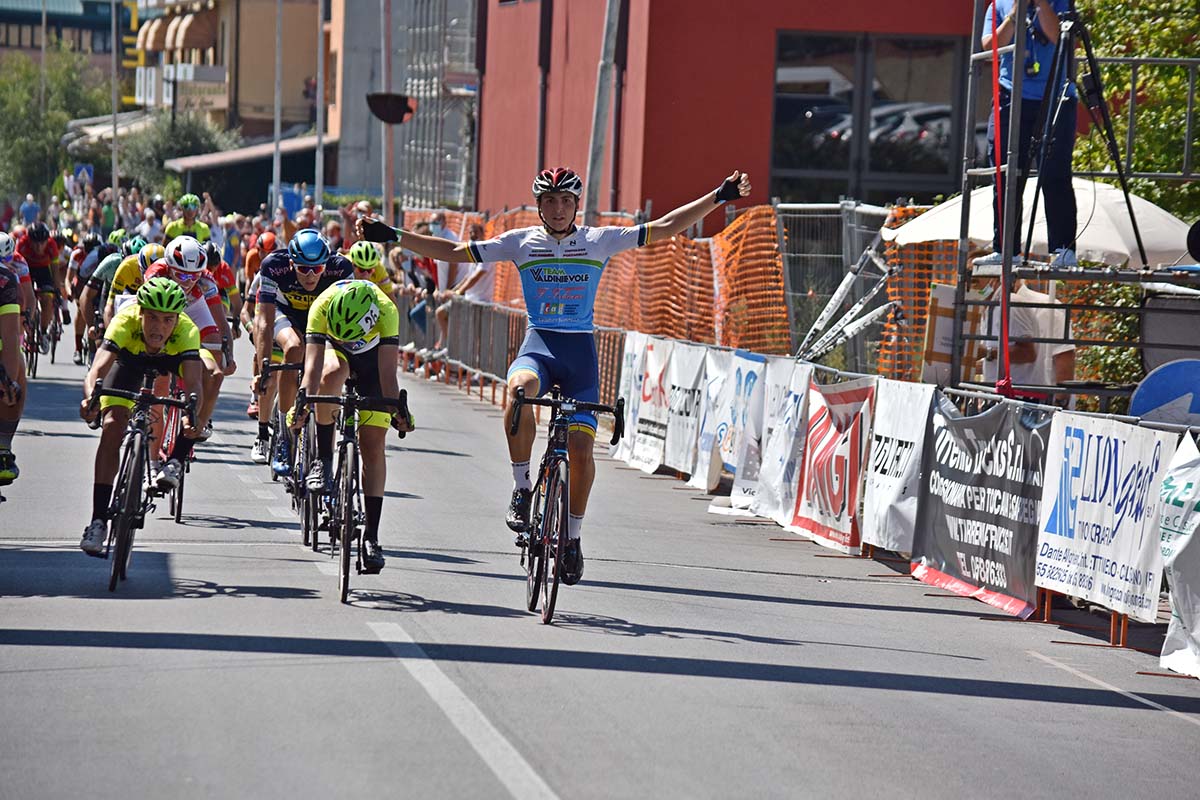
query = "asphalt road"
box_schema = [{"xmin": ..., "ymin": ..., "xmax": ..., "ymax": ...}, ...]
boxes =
[{"xmin": 3, "ymin": 337, "xmax": 1200, "ymax": 799}]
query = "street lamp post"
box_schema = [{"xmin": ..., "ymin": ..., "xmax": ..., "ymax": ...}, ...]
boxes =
[{"xmin": 271, "ymin": 0, "xmax": 283, "ymax": 213}]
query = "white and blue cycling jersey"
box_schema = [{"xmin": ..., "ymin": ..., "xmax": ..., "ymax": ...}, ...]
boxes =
[{"xmin": 465, "ymin": 223, "xmax": 652, "ymax": 332}]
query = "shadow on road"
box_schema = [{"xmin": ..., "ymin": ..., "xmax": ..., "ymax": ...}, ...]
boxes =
[
  {"xmin": 346, "ymin": 590, "xmax": 524, "ymax": 618},
  {"xmin": 174, "ymin": 514, "xmax": 299, "ymax": 532},
  {"xmin": 3, "ymin": 627, "xmax": 1198, "ymax": 713},
  {"xmin": 383, "ymin": 548, "xmax": 480, "ymax": 564}
]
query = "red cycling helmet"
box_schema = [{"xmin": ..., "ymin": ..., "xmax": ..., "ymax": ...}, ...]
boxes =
[{"xmin": 531, "ymin": 167, "xmax": 583, "ymax": 200}]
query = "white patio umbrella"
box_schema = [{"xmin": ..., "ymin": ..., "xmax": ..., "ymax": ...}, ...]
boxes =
[{"xmin": 880, "ymin": 177, "xmax": 1190, "ymax": 268}]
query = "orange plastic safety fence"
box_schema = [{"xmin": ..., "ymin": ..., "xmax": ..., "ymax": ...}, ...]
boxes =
[
  {"xmin": 874, "ymin": 205, "xmax": 959, "ymax": 381},
  {"xmin": 710, "ymin": 206, "xmax": 791, "ymax": 354}
]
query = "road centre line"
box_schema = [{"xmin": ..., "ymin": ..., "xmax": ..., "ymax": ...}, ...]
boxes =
[
  {"xmin": 366, "ymin": 621, "xmax": 559, "ymax": 800},
  {"xmin": 1028, "ymin": 650, "xmax": 1200, "ymax": 729}
]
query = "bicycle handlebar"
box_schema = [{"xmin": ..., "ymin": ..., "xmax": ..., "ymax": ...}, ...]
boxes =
[
  {"xmin": 293, "ymin": 388, "xmax": 411, "ymax": 438},
  {"xmin": 86, "ymin": 387, "xmax": 198, "ymax": 430},
  {"xmin": 258, "ymin": 359, "xmax": 303, "ymax": 394},
  {"xmin": 508, "ymin": 387, "xmax": 626, "ymax": 447}
]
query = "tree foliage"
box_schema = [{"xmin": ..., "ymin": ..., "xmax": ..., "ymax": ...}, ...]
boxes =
[
  {"xmin": 0, "ymin": 45, "xmax": 110, "ymax": 199},
  {"xmin": 120, "ymin": 111, "xmax": 242, "ymax": 198},
  {"xmin": 1075, "ymin": 0, "xmax": 1200, "ymax": 222}
]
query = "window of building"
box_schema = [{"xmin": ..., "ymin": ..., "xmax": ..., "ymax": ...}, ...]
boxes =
[{"xmin": 772, "ymin": 30, "xmax": 968, "ymax": 205}]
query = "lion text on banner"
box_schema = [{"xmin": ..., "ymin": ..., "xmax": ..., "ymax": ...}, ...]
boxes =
[
  {"xmin": 630, "ymin": 338, "xmax": 675, "ymax": 473},
  {"xmin": 614, "ymin": 332, "xmax": 648, "ymax": 463},
  {"xmin": 689, "ymin": 349, "xmax": 733, "ymax": 492},
  {"xmin": 862, "ymin": 379, "xmax": 936, "ymax": 554},
  {"xmin": 1159, "ymin": 434, "xmax": 1200, "ymax": 677},
  {"xmin": 790, "ymin": 377, "xmax": 876, "ymax": 553},
  {"xmin": 732, "ymin": 356, "xmax": 794, "ymax": 509},
  {"xmin": 912, "ymin": 395, "xmax": 1052, "ymax": 618},
  {"xmin": 751, "ymin": 362, "xmax": 813, "ymax": 526},
  {"xmin": 1035, "ymin": 412, "xmax": 1175, "ymax": 623},
  {"xmin": 663, "ymin": 342, "xmax": 707, "ymax": 475}
]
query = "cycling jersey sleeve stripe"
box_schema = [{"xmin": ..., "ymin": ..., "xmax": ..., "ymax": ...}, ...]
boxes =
[
  {"xmin": 0, "ymin": 303, "xmax": 18, "ymax": 316},
  {"xmin": 640, "ymin": 224, "xmax": 652, "ymax": 247},
  {"xmin": 467, "ymin": 242, "xmax": 483, "ymax": 263}
]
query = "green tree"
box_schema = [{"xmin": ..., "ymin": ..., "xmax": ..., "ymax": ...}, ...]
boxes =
[
  {"xmin": 0, "ymin": 44, "xmax": 110, "ymax": 199},
  {"xmin": 120, "ymin": 111, "xmax": 241, "ymax": 197},
  {"xmin": 1076, "ymin": 1, "xmax": 1200, "ymax": 221}
]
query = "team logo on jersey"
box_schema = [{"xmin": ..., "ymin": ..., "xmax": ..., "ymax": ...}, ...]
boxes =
[
  {"xmin": 529, "ymin": 266, "xmax": 590, "ymax": 283},
  {"xmin": 540, "ymin": 302, "xmax": 564, "ymax": 315}
]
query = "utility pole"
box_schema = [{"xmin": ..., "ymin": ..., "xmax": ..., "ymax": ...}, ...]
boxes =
[
  {"xmin": 272, "ymin": 0, "xmax": 283, "ymax": 213},
  {"xmin": 584, "ymin": 0, "xmax": 620, "ymax": 225},
  {"xmin": 39, "ymin": 0, "xmax": 47, "ymax": 114},
  {"xmin": 111, "ymin": 0, "xmax": 119, "ymax": 197},
  {"xmin": 381, "ymin": 0, "xmax": 394, "ymax": 224},
  {"xmin": 315, "ymin": 0, "xmax": 326, "ymax": 208}
]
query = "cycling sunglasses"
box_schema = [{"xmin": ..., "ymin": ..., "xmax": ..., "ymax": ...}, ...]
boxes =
[
  {"xmin": 294, "ymin": 263, "xmax": 325, "ymax": 274},
  {"xmin": 171, "ymin": 269, "xmax": 201, "ymax": 283},
  {"xmin": 178, "ymin": 201, "xmax": 200, "ymax": 211}
]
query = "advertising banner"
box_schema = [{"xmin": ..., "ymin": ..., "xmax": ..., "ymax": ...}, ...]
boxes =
[
  {"xmin": 861, "ymin": 379, "xmax": 936, "ymax": 554},
  {"xmin": 663, "ymin": 342, "xmax": 707, "ymax": 475},
  {"xmin": 1034, "ymin": 413, "xmax": 1175, "ymax": 623},
  {"xmin": 912, "ymin": 396, "xmax": 1053, "ymax": 617},
  {"xmin": 1159, "ymin": 435, "xmax": 1200, "ymax": 677},
  {"xmin": 790, "ymin": 377, "xmax": 876, "ymax": 553},
  {"xmin": 613, "ymin": 332, "xmax": 647, "ymax": 462},
  {"xmin": 717, "ymin": 351, "xmax": 767, "ymax": 474},
  {"xmin": 689, "ymin": 349, "xmax": 733, "ymax": 492},
  {"xmin": 732, "ymin": 356, "xmax": 795, "ymax": 508},
  {"xmin": 630, "ymin": 338, "xmax": 675, "ymax": 473},
  {"xmin": 751, "ymin": 362, "xmax": 814, "ymax": 526}
]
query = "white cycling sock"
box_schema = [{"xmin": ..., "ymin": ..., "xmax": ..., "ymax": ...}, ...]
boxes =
[
  {"xmin": 568, "ymin": 514, "xmax": 584, "ymax": 540},
  {"xmin": 511, "ymin": 461, "xmax": 531, "ymax": 491}
]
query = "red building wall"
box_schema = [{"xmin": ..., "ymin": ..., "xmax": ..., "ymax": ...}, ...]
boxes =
[{"xmin": 479, "ymin": 0, "xmax": 972, "ymax": 229}]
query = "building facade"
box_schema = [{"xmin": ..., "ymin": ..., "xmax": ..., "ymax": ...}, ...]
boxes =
[
  {"xmin": 0, "ymin": 0, "xmax": 128, "ymax": 72},
  {"xmin": 477, "ymin": 0, "xmax": 975, "ymax": 227}
]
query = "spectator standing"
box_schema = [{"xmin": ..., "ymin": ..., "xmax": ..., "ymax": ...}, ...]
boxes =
[
  {"xmin": 135, "ymin": 208, "xmax": 162, "ymax": 242},
  {"xmin": 19, "ymin": 194, "xmax": 40, "ymax": 225},
  {"xmin": 46, "ymin": 196, "xmax": 62, "ymax": 228},
  {"xmin": 428, "ymin": 211, "xmax": 460, "ymax": 292},
  {"xmin": 979, "ymin": 0, "xmax": 1078, "ymax": 268}
]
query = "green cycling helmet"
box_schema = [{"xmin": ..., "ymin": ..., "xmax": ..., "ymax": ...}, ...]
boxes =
[
  {"xmin": 108, "ymin": 228, "xmax": 127, "ymax": 246},
  {"xmin": 122, "ymin": 235, "xmax": 148, "ymax": 258},
  {"xmin": 348, "ymin": 240, "xmax": 382, "ymax": 270},
  {"xmin": 178, "ymin": 193, "xmax": 201, "ymax": 210},
  {"xmin": 137, "ymin": 276, "xmax": 188, "ymax": 314},
  {"xmin": 324, "ymin": 281, "xmax": 380, "ymax": 341}
]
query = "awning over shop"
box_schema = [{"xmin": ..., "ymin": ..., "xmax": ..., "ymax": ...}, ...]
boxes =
[
  {"xmin": 163, "ymin": 134, "xmax": 339, "ymax": 174},
  {"xmin": 175, "ymin": 10, "xmax": 218, "ymax": 51},
  {"xmin": 163, "ymin": 14, "xmax": 185, "ymax": 52},
  {"xmin": 141, "ymin": 16, "xmax": 170, "ymax": 51},
  {"xmin": 61, "ymin": 111, "xmax": 156, "ymax": 157}
]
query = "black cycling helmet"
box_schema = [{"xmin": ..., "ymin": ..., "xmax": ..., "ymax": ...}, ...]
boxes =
[
  {"xmin": 28, "ymin": 222, "xmax": 51, "ymax": 242},
  {"xmin": 203, "ymin": 241, "xmax": 222, "ymax": 267},
  {"xmin": 81, "ymin": 232, "xmax": 103, "ymax": 252}
]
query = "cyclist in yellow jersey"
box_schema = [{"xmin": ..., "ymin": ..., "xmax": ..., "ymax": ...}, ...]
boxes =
[
  {"xmin": 346, "ymin": 240, "xmax": 397, "ymax": 301},
  {"xmin": 292, "ymin": 279, "xmax": 413, "ymax": 573},
  {"xmin": 162, "ymin": 194, "xmax": 211, "ymax": 243},
  {"xmin": 79, "ymin": 278, "xmax": 205, "ymax": 555},
  {"xmin": 105, "ymin": 243, "xmax": 166, "ymax": 325}
]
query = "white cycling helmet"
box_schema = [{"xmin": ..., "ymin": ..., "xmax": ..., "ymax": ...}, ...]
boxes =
[
  {"xmin": 164, "ymin": 235, "xmax": 207, "ymax": 273},
  {"xmin": 0, "ymin": 231, "xmax": 13, "ymax": 262}
]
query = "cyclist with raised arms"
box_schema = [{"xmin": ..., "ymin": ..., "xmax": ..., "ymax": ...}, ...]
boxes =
[
  {"xmin": 360, "ymin": 167, "xmax": 751, "ymax": 584},
  {"xmin": 0, "ymin": 260, "xmax": 26, "ymax": 485},
  {"xmin": 291, "ymin": 280, "xmax": 413, "ymax": 572},
  {"xmin": 162, "ymin": 194, "xmax": 211, "ymax": 243},
  {"xmin": 78, "ymin": 278, "xmax": 204, "ymax": 555},
  {"xmin": 252, "ymin": 229, "xmax": 353, "ymax": 473}
]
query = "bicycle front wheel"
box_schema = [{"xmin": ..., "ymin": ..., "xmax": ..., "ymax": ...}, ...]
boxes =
[
  {"xmin": 108, "ymin": 431, "xmax": 145, "ymax": 592},
  {"xmin": 541, "ymin": 460, "xmax": 569, "ymax": 624},
  {"xmin": 338, "ymin": 441, "xmax": 358, "ymax": 604},
  {"xmin": 525, "ymin": 477, "xmax": 545, "ymax": 612},
  {"xmin": 24, "ymin": 318, "xmax": 38, "ymax": 380}
]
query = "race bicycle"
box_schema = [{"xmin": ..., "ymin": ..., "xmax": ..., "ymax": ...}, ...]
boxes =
[
  {"xmin": 159, "ymin": 375, "xmax": 195, "ymax": 524},
  {"xmin": 294, "ymin": 386, "xmax": 408, "ymax": 603},
  {"xmin": 22, "ymin": 308, "xmax": 38, "ymax": 379},
  {"xmin": 87, "ymin": 371, "xmax": 197, "ymax": 592},
  {"xmin": 509, "ymin": 386, "xmax": 624, "ymax": 624},
  {"xmin": 258, "ymin": 360, "xmax": 316, "ymax": 546}
]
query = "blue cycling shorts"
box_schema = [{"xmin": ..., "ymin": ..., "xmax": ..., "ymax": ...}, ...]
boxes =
[{"xmin": 507, "ymin": 328, "xmax": 599, "ymax": 435}]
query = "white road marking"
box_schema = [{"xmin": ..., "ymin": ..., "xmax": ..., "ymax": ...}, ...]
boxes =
[
  {"xmin": 268, "ymin": 506, "xmax": 295, "ymax": 519},
  {"xmin": 251, "ymin": 489, "xmax": 277, "ymax": 500},
  {"xmin": 313, "ymin": 561, "xmax": 339, "ymax": 576},
  {"xmin": 1028, "ymin": 650, "xmax": 1200, "ymax": 729},
  {"xmin": 367, "ymin": 621, "xmax": 559, "ymax": 800},
  {"xmin": 225, "ymin": 463, "xmax": 251, "ymax": 470},
  {"xmin": 237, "ymin": 474, "xmax": 259, "ymax": 484}
]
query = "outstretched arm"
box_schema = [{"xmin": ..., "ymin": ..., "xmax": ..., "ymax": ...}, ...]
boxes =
[
  {"xmin": 355, "ymin": 218, "xmax": 475, "ymax": 264},
  {"xmin": 647, "ymin": 171, "xmax": 751, "ymax": 239}
]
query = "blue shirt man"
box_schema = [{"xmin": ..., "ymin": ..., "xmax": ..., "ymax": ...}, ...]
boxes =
[{"xmin": 19, "ymin": 195, "xmax": 40, "ymax": 225}]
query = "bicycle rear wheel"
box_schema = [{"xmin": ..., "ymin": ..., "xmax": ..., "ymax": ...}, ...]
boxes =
[
  {"xmin": 173, "ymin": 460, "xmax": 186, "ymax": 524},
  {"xmin": 338, "ymin": 441, "xmax": 358, "ymax": 604},
  {"xmin": 23, "ymin": 316, "xmax": 38, "ymax": 379},
  {"xmin": 525, "ymin": 476, "xmax": 545, "ymax": 612},
  {"xmin": 540, "ymin": 460, "xmax": 568, "ymax": 624},
  {"xmin": 108, "ymin": 432, "xmax": 145, "ymax": 592},
  {"xmin": 49, "ymin": 317, "xmax": 60, "ymax": 364}
]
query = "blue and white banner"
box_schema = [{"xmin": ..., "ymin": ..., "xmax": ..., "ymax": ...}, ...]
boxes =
[
  {"xmin": 613, "ymin": 332, "xmax": 648, "ymax": 463},
  {"xmin": 750, "ymin": 362, "xmax": 813, "ymax": 526},
  {"xmin": 1035, "ymin": 412, "xmax": 1176, "ymax": 623},
  {"xmin": 718, "ymin": 351, "xmax": 767, "ymax": 476},
  {"xmin": 689, "ymin": 349, "xmax": 733, "ymax": 492},
  {"xmin": 663, "ymin": 342, "xmax": 707, "ymax": 475},
  {"xmin": 1159, "ymin": 434, "xmax": 1200, "ymax": 677},
  {"xmin": 732, "ymin": 356, "xmax": 794, "ymax": 508}
]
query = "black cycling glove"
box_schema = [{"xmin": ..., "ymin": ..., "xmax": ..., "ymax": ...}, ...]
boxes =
[
  {"xmin": 360, "ymin": 217, "xmax": 400, "ymax": 243},
  {"xmin": 714, "ymin": 176, "xmax": 741, "ymax": 203}
]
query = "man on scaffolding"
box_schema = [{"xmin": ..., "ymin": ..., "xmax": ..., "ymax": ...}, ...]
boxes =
[{"xmin": 977, "ymin": 0, "xmax": 1078, "ymax": 268}]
